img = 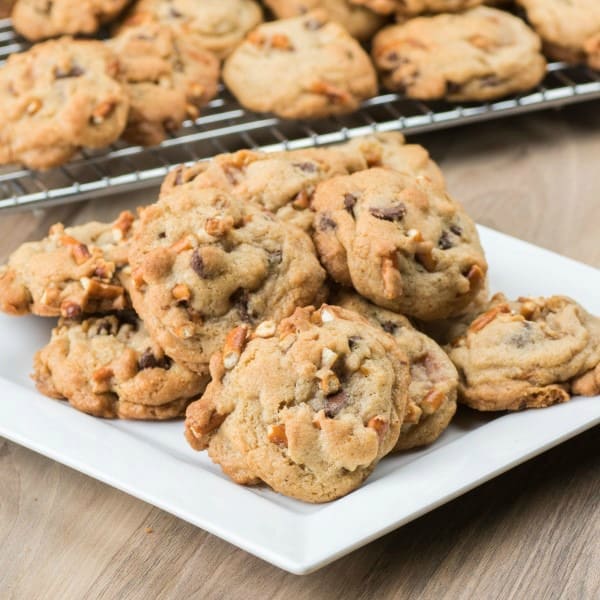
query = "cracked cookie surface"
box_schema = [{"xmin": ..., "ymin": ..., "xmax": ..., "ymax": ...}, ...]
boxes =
[
  {"xmin": 118, "ymin": 0, "xmax": 263, "ymax": 59},
  {"xmin": 223, "ymin": 12, "xmax": 377, "ymax": 119},
  {"xmin": 0, "ymin": 211, "xmax": 135, "ymax": 318},
  {"xmin": 185, "ymin": 305, "xmax": 409, "ymax": 502},
  {"xmin": 372, "ymin": 6, "xmax": 546, "ymax": 102},
  {"xmin": 333, "ymin": 290, "xmax": 457, "ymax": 450},
  {"xmin": 312, "ymin": 167, "xmax": 487, "ymax": 320},
  {"xmin": 0, "ymin": 38, "xmax": 129, "ymax": 170},
  {"xmin": 128, "ymin": 187, "xmax": 327, "ymax": 373},
  {"xmin": 12, "ymin": 0, "xmax": 129, "ymax": 41},
  {"xmin": 34, "ymin": 313, "xmax": 208, "ymax": 419},
  {"xmin": 447, "ymin": 294, "xmax": 600, "ymax": 411},
  {"xmin": 108, "ymin": 22, "xmax": 219, "ymax": 146}
]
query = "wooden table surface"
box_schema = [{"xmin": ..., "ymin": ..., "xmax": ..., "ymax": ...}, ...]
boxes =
[{"xmin": 1, "ymin": 103, "xmax": 599, "ymax": 600}]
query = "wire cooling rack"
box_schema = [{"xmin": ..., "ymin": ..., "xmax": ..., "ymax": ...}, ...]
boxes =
[{"xmin": 1, "ymin": 18, "xmax": 600, "ymax": 212}]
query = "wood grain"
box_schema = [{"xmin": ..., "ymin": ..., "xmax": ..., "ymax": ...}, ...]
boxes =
[{"xmin": 1, "ymin": 102, "xmax": 599, "ymax": 599}]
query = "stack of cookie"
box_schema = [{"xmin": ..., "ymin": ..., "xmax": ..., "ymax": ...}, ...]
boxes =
[
  {"xmin": 2, "ymin": 132, "xmax": 599, "ymax": 503},
  {"xmin": 2, "ymin": 1, "xmax": 598, "ymax": 169}
]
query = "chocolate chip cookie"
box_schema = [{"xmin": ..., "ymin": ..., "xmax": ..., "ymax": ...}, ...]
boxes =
[
  {"xmin": 12, "ymin": 0, "xmax": 130, "ymax": 41},
  {"xmin": 312, "ymin": 167, "xmax": 487, "ymax": 321},
  {"xmin": 0, "ymin": 211, "xmax": 135, "ymax": 318},
  {"xmin": 185, "ymin": 304, "xmax": 410, "ymax": 502},
  {"xmin": 223, "ymin": 12, "xmax": 377, "ymax": 119},
  {"xmin": 447, "ymin": 294, "xmax": 600, "ymax": 411},
  {"xmin": 333, "ymin": 289, "xmax": 458, "ymax": 450},
  {"xmin": 34, "ymin": 313, "xmax": 208, "ymax": 419},
  {"xmin": 118, "ymin": 0, "xmax": 263, "ymax": 60},
  {"xmin": 516, "ymin": 0, "xmax": 600, "ymax": 69},
  {"xmin": 108, "ymin": 22, "xmax": 220, "ymax": 146},
  {"xmin": 160, "ymin": 133, "xmax": 443, "ymax": 230},
  {"xmin": 372, "ymin": 6, "xmax": 547, "ymax": 102},
  {"xmin": 264, "ymin": 0, "xmax": 385, "ymax": 41},
  {"xmin": 128, "ymin": 187, "xmax": 327, "ymax": 373},
  {"xmin": 0, "ymin": 38, "xmax": 130, "ymax": 170}
]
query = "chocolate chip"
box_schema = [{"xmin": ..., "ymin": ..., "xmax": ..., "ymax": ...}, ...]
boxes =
[
  {"xmin": 369, "ymin": 204, "xmax": 406, "ymax": 221},
  {"xmin": 380, "ymin": 320, "xmax": 397, "ymax": 334},
  {"xmin": 304, "ymin": 18, "xmax": 324, "ymax": 30},
  {"xmin": 63, "ymin": 303, "xmax": 82, "ymax": 320},
  {"xmin": 292, "ymin": 161, "xmax": 317, "ymax": 173},
  {"xmin": 318, "ymin": 214, "xmax": 337, "ymax": 230},
  {"xmin": 190, "ymin": 249, "xmax": 206, "ymax": 278},
  {"xmin": 324, "ymin": 390, "xmax": 348, "ymax": 418},
  {"xmin": 348, "ymin": 335, "xmax": 362, "ymax": 350},
  {"xmin": 96, "ymin": 320, "xmax": 114, "ymax": 335},
  {"xmin": 450, "ymin": 224, "xmax": 462, "ymax": 236},
  {"xmin": 55, "ymin": 65, "xmax": 84, "ymax": 79},
  {"xmin": 268, "ymin": 250, "xmax": 283, "ymax": 266},
  {"xmin": 158, "ymin": 231, "xmax": 166, "ymax": 239},
  {"xmin": 230, "ymin": 288, "xmax": 251, "ymax": 322},
  {"xmin": 343, "ymin": 193, "xmax": 357, "ymax": 214},
  {"xmin": 138, "ymin": 348, "xmax": 172, "ymax": 370},
  {"xmin": 447, "ymin": 81, "xmax": 462, "ymax": 95},
  {"xmin": 438, "ymin": 231, "xmax": 453, "ymax": 250}
]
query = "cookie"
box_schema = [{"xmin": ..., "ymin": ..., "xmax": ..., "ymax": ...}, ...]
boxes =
[
  {"xmin": 108, "ymin": 22, "xmax": 220, "ymax": 146},
  {"xmin": 516, "ymin": 0, "xmax": 600, "ymax": 69},
  {"xmin": 447, "ymin": 294, "xmax": 600, "ymax": 411},
  {"xmin": 185, "ymin": 304, "xmax": 410, "ymax": 502},
  {"xmin": 160, "ymin": 147, "xmax": 367, "ymax": 230},
  {"xmin": 34, "ymin": 313, "xmax": 208, "ymax": 419},
  {"xmin": 118, "ymin": 0, "xmax": 263, "ymax": 60},
  {"xmin": 264, "ymin": 0, "xmax": 385, "ymax": 41},
  {"xmin": 372, "ymin": 7, "xmax": 547, "ymax": 102},
  {"xmin": 0, "ymin": 38, "xmax": 129, "ymax": 170},
  {"xmin": 348, "ymin": 0, "xmax": 482, "ymax": 16},
  {"xmin": 223, "ymin": 12, "xmax": 377, "ymax": 119},
  {"xmin": 333, "ymin": 290, "xmax": 458, "ymax": 450},
  {"xmin": 312, "ymin": 167, "xmax": 487, "ymax": 321},
  {"xmin": 0, "ymin": 211, "xmax": 135, "ymax": 318},
  {"xmin": 344, "ymin": 132, "xmax": 445, "ymax": 189},
  {"xmin": 128, "ymin": 187, "xmax": 327, "ymax": 373},
  {"xmin": 160, "ymin": 133, "xmax": 444, "ymax": 230},
  {"xmin": 11, "ymin": 0, "xmax": 129, "ymax": 41}
]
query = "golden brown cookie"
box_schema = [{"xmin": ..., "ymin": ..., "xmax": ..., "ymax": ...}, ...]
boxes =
[
  {"xmin": 311, "ymin": 167, "xmax": 487, "ymax": 321},
  {"xmin": 185, "ymin": 305, "xmax": 410, "ymax": 502},
  {"xmin": 0, "ymin": 211, "xmax": 135, "ymax": 318},
  {"xmin": 0, "ymin": 38, "xmax": 130, "ymax": 170},
  {"xmin": 223, "ymin": 12, "xmax": 377, "ymax": 119},
  {"xmin": 333, "ymin": 289, "xmax": 458, "ymax": 450},
  {"xmin": 128, "ymin": 187, "xmax": 327, "ymax": 373},
  {"xmin": 34, "ymin": 313, "xmax": 208, "ymax": 419},
  {"xmin": 447, "ymin": 294, "xmax": 600, "ymax": 411},
  {"xmin": 372, "ymin": 7, "xmax": 546, "ymax": 102},
  {"xmin": 108, "ymin": 22, "xmax": 220, "ymax": 146}
]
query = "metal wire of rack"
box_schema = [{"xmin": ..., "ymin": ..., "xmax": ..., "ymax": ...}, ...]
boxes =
[{"xmin": 1, "ymin": 17, "xmax": 600, "ymax": 213}]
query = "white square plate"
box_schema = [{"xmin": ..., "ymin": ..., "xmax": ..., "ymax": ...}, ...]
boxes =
[{"xmin": 0, "ymin": 226, "xmax": 599, "ymax": 574}]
